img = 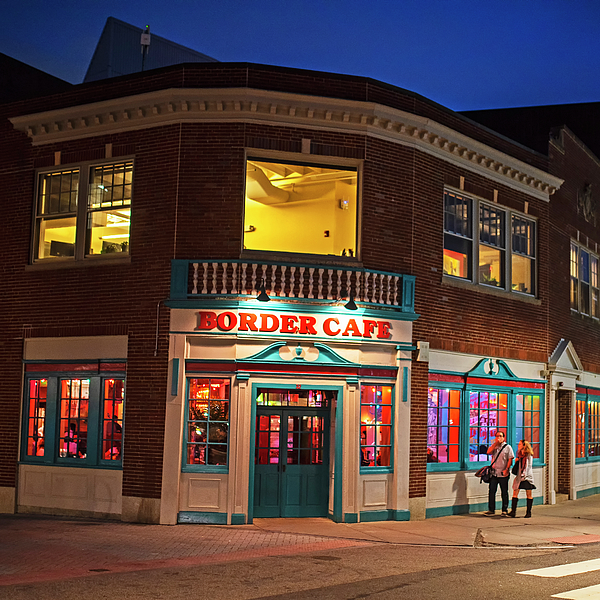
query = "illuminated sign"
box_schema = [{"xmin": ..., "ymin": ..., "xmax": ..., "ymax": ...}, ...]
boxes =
[{"xmin": 196, "ymin": 310, "xmax": 392, "ymax": 340}]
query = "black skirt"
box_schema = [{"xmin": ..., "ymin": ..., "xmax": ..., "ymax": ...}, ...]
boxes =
[{"xmin": 519, "ymin": 480, "xmax": 536, "ymax": 490}]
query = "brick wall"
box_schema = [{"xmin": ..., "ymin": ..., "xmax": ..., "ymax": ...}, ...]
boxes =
[{"xmin": 557, "ymin": 389, "xmax": 572, "ymax": 495}]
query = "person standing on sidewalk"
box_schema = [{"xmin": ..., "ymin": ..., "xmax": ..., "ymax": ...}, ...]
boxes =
[
  {"xmin": 485, "ymin": 431, "xmax": 514, "ymax": 516},
  {"xmin": 508, "ymin": 439, "xmax": 536, "ymax": 518}
]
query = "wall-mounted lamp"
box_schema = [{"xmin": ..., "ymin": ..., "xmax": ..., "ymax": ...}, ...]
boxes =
[
  {"xmin": 344, "ymin": 292, "xmax": 358, "ymax": 311},
  {"xmin": 256, "ymin": 279, "xmax": 270, "ymax": 302}
]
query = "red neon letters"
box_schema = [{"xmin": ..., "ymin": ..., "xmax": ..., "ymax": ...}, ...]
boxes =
[{"xmin": 196, "ymin": 311, "xmax": 392, "ymax": 339}]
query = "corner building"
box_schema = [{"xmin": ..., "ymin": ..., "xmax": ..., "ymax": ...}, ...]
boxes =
[{"xmin": 0, "ymin": 63, "xmax": 568, "ymax": 523}]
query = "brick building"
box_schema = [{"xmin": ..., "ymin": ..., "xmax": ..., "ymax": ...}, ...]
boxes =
[{"xmin": 2, "ymin": 59, "xmax": 598, "ymax": 525}]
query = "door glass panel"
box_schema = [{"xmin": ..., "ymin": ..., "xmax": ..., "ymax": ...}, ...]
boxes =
[
  {"xmin": 286, "ymin": 415, "xmax": 323, "ymax": 465},
  {"xmin": 255, "ymin": 414, "xmax": 281, "ymax": 465}
]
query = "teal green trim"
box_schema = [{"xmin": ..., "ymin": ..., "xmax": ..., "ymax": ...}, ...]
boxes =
[
  {"xmin": 333, "ymin": 384, "xmax": 345, "ymax": 522},
  {"xmin": 346, "ymin": 377, "xmax": 359, "ymax": 385},
  {"xmin": 171, "ymin": 358, "xmax": 179, "ymax": 396},
  {"xmin": 170, "ymin": 260, "xmax": 189, "ymax": 300},
  {"xmin": 392, "ymin": 510, "xmax": 410, "ymax": 521},
  {"xmin": 427, "ymin": 463, "xmax": 462, "ymax": 472},
  {"xmin": 244, "ymin": 341, "xmax": 355, "ymax": 366},
  {"xmin": 425, "ymin": 497, "xmax": 543, "ymax": 518},
  {"xmin": 344, "ymin": 513, "xmax": 358, "ymax": 523},
  {"xmin": 577, "ymin": 486, "xmax": 600, "ymax": 499},
  {"xmin": 468, "ymin": 358, "xmax": 517, "ymax": 379},
  {"xmin": 360, "ymin": 466, "xmax": 392, "ymax": 475},
  {"xmin": 237, "ymin": 372, "xmax": 250, "ymax": 381},
  {"xmin": 429, "ymin": 369, "xmax": 546, "ymax": 385},
  {"xmin": 178, "ymin": 511, "xmax": 227, "ymax": 524},
  {"xmin": 359, "ymin": 510, "xmax": 394, "ymax": 522},
  {"xmin": 231, "ymin": 513, "xmax": 246, "ymax": 525},
  {"xmin": 402, "ymin": 275, "xmax": 415, "ymax": 313},
  {"xmin": 402, "ymin": 366, "xmax": 408, "ymax": 402}
]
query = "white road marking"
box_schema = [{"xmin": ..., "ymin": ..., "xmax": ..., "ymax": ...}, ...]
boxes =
[
  {"xmin": 519, "ymin": 558, "xmax": 600, "ymax": 578},
  {"xmin": 551, "ymin": 583, "xmax": 600, "ymax": 599}
]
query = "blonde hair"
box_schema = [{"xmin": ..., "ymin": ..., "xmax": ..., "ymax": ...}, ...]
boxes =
[{"xmin": 520, "ymin": 440, "xmax": 534, "ymax": 456}]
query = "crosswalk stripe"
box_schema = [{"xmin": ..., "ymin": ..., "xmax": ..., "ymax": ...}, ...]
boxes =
[
  {"xmin": 551, "ymin": 583, "xmax": 600, "ymax": 599},
  {"xmin": 519, "ymin": 559, "xmax": 600, "ymax": 578}
]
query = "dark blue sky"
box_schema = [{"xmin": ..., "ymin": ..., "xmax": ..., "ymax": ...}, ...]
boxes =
[{"xmin": 2, "ymin": 0, "xmax": 600, "ymax": 111}]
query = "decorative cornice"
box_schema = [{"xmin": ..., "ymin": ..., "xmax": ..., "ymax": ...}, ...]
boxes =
[{"xmin": 10, "ymin": 87, "xmax": 562, "ymax": 200}]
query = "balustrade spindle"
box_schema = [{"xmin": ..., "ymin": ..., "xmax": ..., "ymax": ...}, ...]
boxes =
[
  {"xmin": 202, "ymin": 262, "xmax": 209, "ymax": 295},
  {"xmin": 221, "ymin": 262, "xmax": 228, "ymax": 294},
  {"xmin": 192, "ymin": 263, "xmax": 199, "ymax": 295},
  {"xmin": 231, "ymin": 263, "xmax": 238, "ymax": 294}
]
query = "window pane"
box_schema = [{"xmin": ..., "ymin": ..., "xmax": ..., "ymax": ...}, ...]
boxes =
[
  {"xmin": 35, "ymin": 216, "xmax": 77, "ymax": 259},
  {"xmin": 444, "ymin": 192, "xmax": 473, "ymax": 280},
  {"xmin": 360, "ymin": 385, "xmax": 393, "ymax": 467},
  {"xmin": 187, "ymin": 378, "xmax": 230, "ymax": 466},
  {"xmin": 479, "ymin": 204, "xmax": 505, "ymax": 248},
  {"xmin": 580, "ymin": 250, "xmax": 591, "ymax": 314},
  {"xmin": 86, "ymin": 162, "xmax": 133, "ymax": 256},
  {"xmin": 571, "ymin": 243, "xmax": 579, "ymax": 310},
  {"xmin": 26, "ymin": 379, "xmax": 47, "ymax": 457},
  {"xmin": 479, "ymin": 244, "xmax": 505, "ymax": 287},
  {"xmin": 59, "ymin": 379, "xmax": 90, "ymax": 459},
  {"xmin": 86, "ymin": 208, "xmax": 131, "ymax": 256},
  {"xmin": 102, "ymin": 378, "xmax": 125, "ymax": 461},
  {"xmin": 512, "ymin": 253, "xmax": 534, "ymax": 295},
  {"xmin": 244, "ymin": 159, "xmax": 357, "ymax": 256},
  {"xmin": 515, "ymin": 394, "xmax": 541, "ymax": 459}
]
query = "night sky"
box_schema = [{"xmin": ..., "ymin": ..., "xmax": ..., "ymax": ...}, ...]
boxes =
[{"xmin": 2, "ymin": 0, "xmax": 600, "ymax": 111}]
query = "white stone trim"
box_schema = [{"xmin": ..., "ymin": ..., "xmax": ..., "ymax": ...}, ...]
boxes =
[{"xmin": 10, "ymin": 88, "xmax": 562, "ymax": 200}]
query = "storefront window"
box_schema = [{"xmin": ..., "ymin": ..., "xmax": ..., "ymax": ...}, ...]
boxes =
[
  {"xmin": 186, "ymin": 378, "xmax": 230, "ymax": 467},
  {"xmin": 576, "ymin": 397, "xmax": 586, "ymax": 459},
  {"xmin": 22, "ymin": 371, "xmax": 125, "ymax": 466},
  {"xmin": 427, "ymin": 388, "xmax": 460, "ymax": 463},
  {"xmin": 469, "ymin": 391, "xmax": 508, "ymax": 462},
  {"xmin": 360, "ymin": 385, "xmax": 393, "ymax": 468}
]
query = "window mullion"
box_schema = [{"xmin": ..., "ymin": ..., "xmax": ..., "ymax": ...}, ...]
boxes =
[
  {"xmin": 474, "ymin": 200, "xmax": 480, "ymax": 284},
  {"xmin": 75, "ymin": 165, "xmax": 90, "ymax": 260},
  {"xmin": 86, "ymin": 378, "xmax": 101, "ymax": 464},
  {"xmin": 44, "ymin": 378, "xmax": 59, "ymax": 464}
]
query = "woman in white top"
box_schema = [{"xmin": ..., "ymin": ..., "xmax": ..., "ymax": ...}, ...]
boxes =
[{"xmin": 509, "ymin": 439, "xmax": 536, "ymax": 518}]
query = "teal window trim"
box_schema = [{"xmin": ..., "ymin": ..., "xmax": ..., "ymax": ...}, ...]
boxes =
[
  {"xmin": 427, "ymin": 380, "xmax": 545, "ymax": 472},
  {"xmin": 182, "ymin": 376, "xmax": 231, "ymax": 473},
  {"xmin": 359, "ymin": 383, "xmax": 394, "ymax": 474},
  {"xmin": 21, "ymin": 374, "xmax": 125, "ymax": 469}
]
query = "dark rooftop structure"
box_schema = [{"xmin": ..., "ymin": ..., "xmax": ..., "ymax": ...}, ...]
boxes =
[
  {"xmin": 84, "ymin": 16, "xmax": 219, "ymax": 83},
  {"xmin": 0, "ymin": 53, "xmax": 71, "ymax": 104},
  {"xmin": 462, "ymin": 102, "xmax": 600, "ymax": 160}
]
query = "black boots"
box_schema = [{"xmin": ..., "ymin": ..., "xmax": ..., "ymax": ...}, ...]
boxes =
[
  {"xmin": 525, "ymin": 498, "xmax": 533, "ymax": 518},
  {"xmin": 509, "ymin": 497, "xmax": 518, "ymax": 517}
]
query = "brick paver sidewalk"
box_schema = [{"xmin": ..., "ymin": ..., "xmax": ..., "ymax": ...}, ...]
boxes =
[{"xmin": 0, "ymin": 515, "xmax": 372, "ymax": 586}]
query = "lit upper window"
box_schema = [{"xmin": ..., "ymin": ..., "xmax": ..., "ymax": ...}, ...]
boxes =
[
  {"xmin": 34, "ymin": 161, "xmax": 132, "ymax": 262},
  {"xmin": 244, "ymin": 159, "xmax": 358, "ymax": 257}
]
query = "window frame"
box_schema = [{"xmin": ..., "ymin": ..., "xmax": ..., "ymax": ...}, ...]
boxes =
[
  {"xmin": 443, "ymin": 188, "xmax": 537, "ymax": 296},
  {"xmin": 242, "ymin": 152, "xmax": 362, "ymax": 262},
  {"xmin": 571, "ymin": 240, "xmax": 600, "ymax": 319},
  {"xmin": 21, "ymin": 368, "xmax": 126, "ymax": 468},
  {"xmin": 32, "ymin": 158, "xmax": 134, "ymax": 264},
  {"xmin": 427, "ymin": 381, "xmax": 544, "ymax": 472},
  {"xmin": 359, "ymin": 383, "xmax": 394, "ymax": 474},
  {"xmin": 183, "ymin": 376, "xmax": 232, "ymax": 473}
]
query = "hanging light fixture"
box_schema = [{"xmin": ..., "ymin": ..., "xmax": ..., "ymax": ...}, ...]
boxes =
[
  {"xmin": 344, "ymin": 291, "xmax": 358, "ymax": 311},
  {"xmin": 256, "ymin": 279, "xmax": 270, "ymax": 302}
]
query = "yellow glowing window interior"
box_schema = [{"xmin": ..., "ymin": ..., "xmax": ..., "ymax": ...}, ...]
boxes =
[{"xmin": 244, "ymin": 159, "xmax": 357, "ymax": 256}]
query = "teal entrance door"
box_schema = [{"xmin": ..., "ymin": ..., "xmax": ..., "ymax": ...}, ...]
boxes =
[{"xmin": 253, "ymin": 390, "xmax": 330, "ymax": 518}]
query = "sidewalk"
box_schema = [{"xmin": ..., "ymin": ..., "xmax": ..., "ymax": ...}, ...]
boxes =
[
  {"xmin": 2, "ymin": 496, "xmax": 600, "ymax": 587},
  {"xmin": 254, "ymin": 495, "xmax": 600, "ymax": 548}
]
